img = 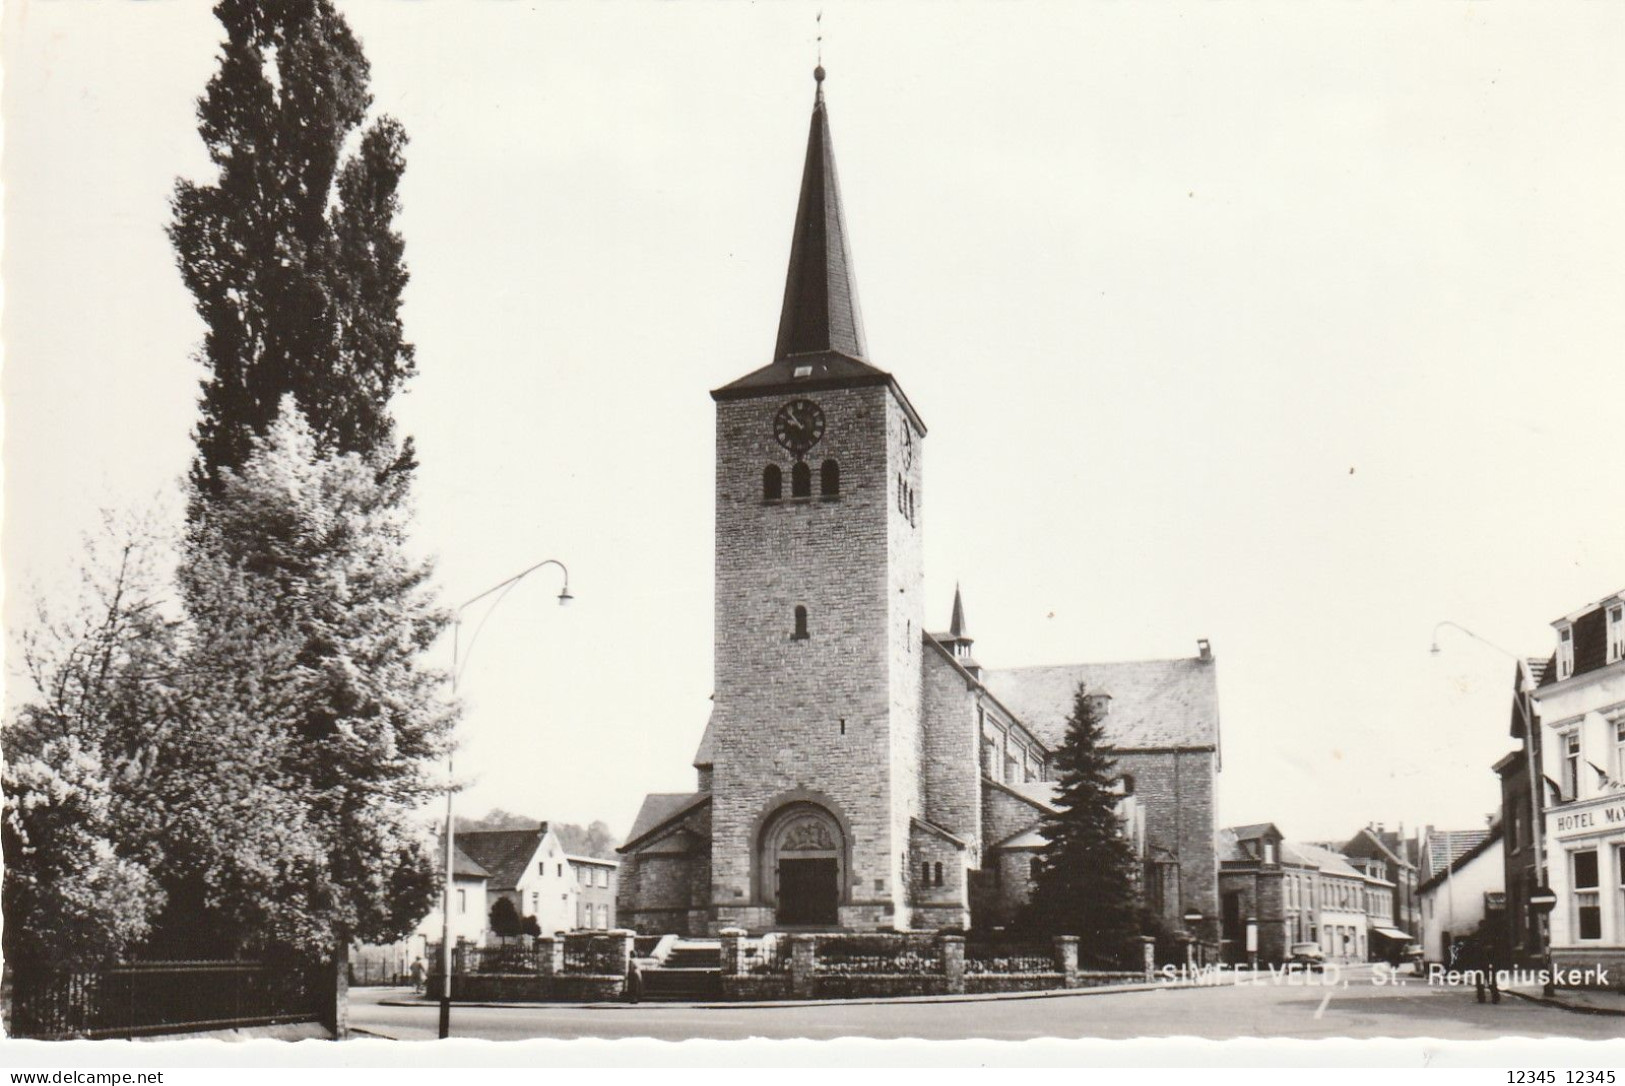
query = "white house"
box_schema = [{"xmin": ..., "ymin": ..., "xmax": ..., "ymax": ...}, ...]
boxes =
[{"xmin": 1418, "ymin": 825, "xmax": 1504, "ymax": 965}]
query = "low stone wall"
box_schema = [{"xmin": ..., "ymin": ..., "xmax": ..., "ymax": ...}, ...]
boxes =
[
  {"xmin": 449, "ymin": 974, "xmax": 624, "ymax": 1002},
  {"xmin": 712, "ymin": 929, "xmax": 1143, "ymax": 1000},
  {"xmin": 813, "ymin": 974, "xmax": 951, "ymax": 999},
  {"xmin": 722, "ymin": 974, "xmax": 794, "ymax": 1001},
  {"xmin": 963, "ymin": 973, "xmax": 1064, "ymax": 994}
]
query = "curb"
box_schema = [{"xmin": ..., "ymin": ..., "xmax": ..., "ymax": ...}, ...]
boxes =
[
  {"xmin": 1505, "ymin": 988, "xmax": 1625, "ymax": 1018},
  {"xmin": 376, "ymin": 979, "xmax": 1175, "ymax": 1012}
]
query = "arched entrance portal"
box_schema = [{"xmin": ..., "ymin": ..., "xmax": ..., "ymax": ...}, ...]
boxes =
[{"xmin": 760, "ymin": 803, "xmax": 845, "ymax": 927}]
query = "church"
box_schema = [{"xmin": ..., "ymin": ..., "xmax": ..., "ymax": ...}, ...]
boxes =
[{"xmin": 616, "ymin": 69, "xmax": 1221, "ymax": 940}]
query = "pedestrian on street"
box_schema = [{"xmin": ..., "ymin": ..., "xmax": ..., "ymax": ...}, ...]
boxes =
[
  {"xmin": 1462, "ymin": 939, "xmax": 1500, "ymax": 1005},
  {"xmin": 410, "ymin": 957, "xmax": 425, "ymax": 995},
  {"xmin": 625, "ymin": 952, "xmax": 643, "ymax": 1004}
]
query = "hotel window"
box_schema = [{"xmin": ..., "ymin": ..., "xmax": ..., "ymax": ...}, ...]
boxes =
[
  {"xmin": 1557, "ymin": 625, "xmax": 1574, "ymax": 680},
  {"xmin": 1573, "ymin": 849, "xmax": 1602, "ymax": 940},
  {"xmin": 1563, "ymin": 732, "xmax": 1582, "ymax": 800},
  {"xmin": 457, "ymin": 889, "xmax": 466, "ymax": 914},
  {"xmin": 1617, "ymin": 846, "xmax": 1625, "ymax": 936},
  {"xmin": 1609, "ymin": 604, "xmax": 1624, "ymax": 664},
  {"xmin": 532, "ymin": 892, "xmax": 538, "ymax": 912},
  {"xmin": 1615, "ymin": 718, "xmax": 1625, "ymax": 783},
  {"xmin": 557, "ymin": 863, "xmax": 564, "ymax": 878},
  {"xmin": 599, "ymin": 904, "xmax": 609, "ymax": 928}
]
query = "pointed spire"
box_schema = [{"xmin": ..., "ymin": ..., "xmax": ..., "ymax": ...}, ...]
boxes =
[
  {"xmin": 949, "ymin": 584, "xmax": 968, "ymax": 638},
  {"xmin": 773, "ymin": 66, "xmax": 867, "ymax": 363}
]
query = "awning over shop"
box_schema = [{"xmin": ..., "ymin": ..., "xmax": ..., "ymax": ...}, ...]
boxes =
[{"xmin": 1371, "ymin": 927, "xmax": 1411, "ymax": 941}]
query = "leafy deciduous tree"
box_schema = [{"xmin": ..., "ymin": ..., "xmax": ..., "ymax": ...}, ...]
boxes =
[{"xmin": 171, "ymin": 402, "xmax": 451, "ymax": 956}]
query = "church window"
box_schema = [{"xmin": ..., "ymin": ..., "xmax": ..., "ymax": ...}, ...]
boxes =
[
  {"xmin": 763, "ymin": 464, "xmax": 782, "ymax": 501},
  {"xmin": 839, "ymin": 718, "xmax": 846, "ymax": 736},
  {"xmin": 820, "ymin": 459, "xmax": 840, "ymax": 497},
  {"xmin": 921, "ymin": 861, "xmax": 930, "ymax": 885},
  {"xmin": 793, "ymin": 605, "xmax": 809, "ymax": 640},
  {"xmin": 791, "ymin": 461, "xmax": 811, "ymax": 498},
  {"xmin": 933, "ymin": 862, "xmax": 944, "ymax": 887}
]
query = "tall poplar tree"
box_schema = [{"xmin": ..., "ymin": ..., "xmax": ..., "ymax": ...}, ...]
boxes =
[
  {"xmin": 171, "ymin": 0, "xmax": 416, "ymax": 493},
  {"xmin": 1026, "ymin": 684, "xmax": 1142, "ymax": 965}
]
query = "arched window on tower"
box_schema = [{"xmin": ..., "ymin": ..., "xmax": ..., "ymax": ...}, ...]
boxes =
[
  {"xmin": 933, "ymin": 862, "xmax": 944, "ymax": 888},
  {"xmin": 820, "ymin": 459, "xmax": 840, "ymax": 497},
  {"xmin": 763, "ymin": 464, "xmax": 782, "ymax": 501},
  {"xmin": 791, "ymin": 461, "xmax": 811, "ymax": 498},
  {"xmin": 793, "ymin": 605, "xmax": 809, "ymax": 640}
]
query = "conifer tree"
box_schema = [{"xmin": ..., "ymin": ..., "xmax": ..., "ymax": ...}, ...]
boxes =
[
  {"xmin": 171, "ymin": 0, "xmax": 416, "ymax": 493},
  {"xmin": 1026, "ymin": 684, "xmax": 1142, "ymax": 964}
]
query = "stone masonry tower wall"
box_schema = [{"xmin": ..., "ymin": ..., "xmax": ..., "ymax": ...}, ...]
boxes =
[{"xmin": 708, "ymin": 383, "xmax": 924, "ymax": 931}]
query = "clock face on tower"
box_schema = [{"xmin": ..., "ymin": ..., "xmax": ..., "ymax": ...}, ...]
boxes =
[{"xmin": 773, "ymin": 399, "xmax": 826, "ymax": 456}]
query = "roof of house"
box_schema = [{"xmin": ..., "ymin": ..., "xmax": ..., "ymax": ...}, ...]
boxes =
[
  {"xmin": 620, "ymin": 792, "xmax": 711, "ymax": 852},
  {"xmin": 981, "ymin": 657, "xmax": 1220, "ymax": 752},
  {"xmin": 565, "ymin": 854, "xmax": 619, "ymax": 868},
  {"xmin": 1421, "ymin": 828, "xmax": 1493, "ymax": 882},
  {"xmin": 1215, "ymin": 827, "xmax": 1245, "ymax": 863},
  {"xmin": 453, "ymin": 846, "xmax": 490, "ymax": 880},
  {"xmin": 1419, "ymin": 824, "xmax": 1504, "ymax": 895},
  {"xmin": 1284, "ymin": 842, "xmax": 1364, "ymax": 880},
  {"xmin": 1227, "ymin": 822, "xmax": 1280, "ymax": 841},
  {"xmin": 455, "ymin": 828, "xmax": 551, "ymax": 892}
]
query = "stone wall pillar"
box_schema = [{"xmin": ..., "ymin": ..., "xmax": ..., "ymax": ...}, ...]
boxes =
[
  {"xmin": 1141, "ymin": 936, "xmax": 1157, "ymax": 982},
  {"xmin": 537, "ymin": 936, "xmax": 562, "ymax": 977},
  {"xmin": 940, "ymin": 934, "xmax": 965, "ymax": 995},
  {"xmin": 1052, "ymin": 935, "xmax": 1079, "ymax": 989},
  {"xmin": 453, "ymin": 941, "xmax": 471, "ymax": 976},
  {"xmin": 789, "ymin": 934, "xmax": 818, "ymax": 1000},
  {"xmin": 719, "ymin": 928, "xmax": 747, "ymax": 976}
]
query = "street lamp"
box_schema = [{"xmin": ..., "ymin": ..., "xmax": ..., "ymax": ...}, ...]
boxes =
[
  {"xmin": 439, "ymin": 559, "xmax": 572, "ymax": 1039},
  {"xmin": 1429, "ymin": 619, "xmax": 1552, "ymax": 995}
]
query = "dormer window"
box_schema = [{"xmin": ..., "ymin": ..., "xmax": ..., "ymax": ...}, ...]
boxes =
[
  {"xmin": 793, "ymin": 365, "xmax": 813, "ymax": 378},
  {"xmin": 1608, "ymin": 604, "xmax": 1624, "ymax": 664},
  {"xmin": 1557, "ymin": 624, "xmax": 1574, "ymax": 680}
]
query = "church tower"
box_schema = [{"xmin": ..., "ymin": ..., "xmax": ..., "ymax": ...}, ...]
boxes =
[{"xmin": 707, "ymin": 68, "xmax": 927, "ymax": 931}]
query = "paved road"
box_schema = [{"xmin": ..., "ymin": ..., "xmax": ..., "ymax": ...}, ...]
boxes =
[{"xmin": 347, "ymin": 971, "xmax": 1621, "ymax": 1042}]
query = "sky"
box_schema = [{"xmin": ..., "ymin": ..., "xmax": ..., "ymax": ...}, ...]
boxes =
[{"xmin": 4, "ymin": 2, "xmax": 1624, "ymax": 847}]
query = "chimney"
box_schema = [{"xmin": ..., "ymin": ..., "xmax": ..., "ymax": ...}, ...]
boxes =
[{"xmin": 1197, "ymin": 638, "xmax": 1212, "ymax": 661}]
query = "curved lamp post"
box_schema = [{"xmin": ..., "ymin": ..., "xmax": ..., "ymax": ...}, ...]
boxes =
[
  {"xmin": 439, "ymin": 559, "xmax": 572, "ymax": 1039},
  {"xmin": 1429, "ymin": 619, "xmax": 1552, "ymax": 995}
]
